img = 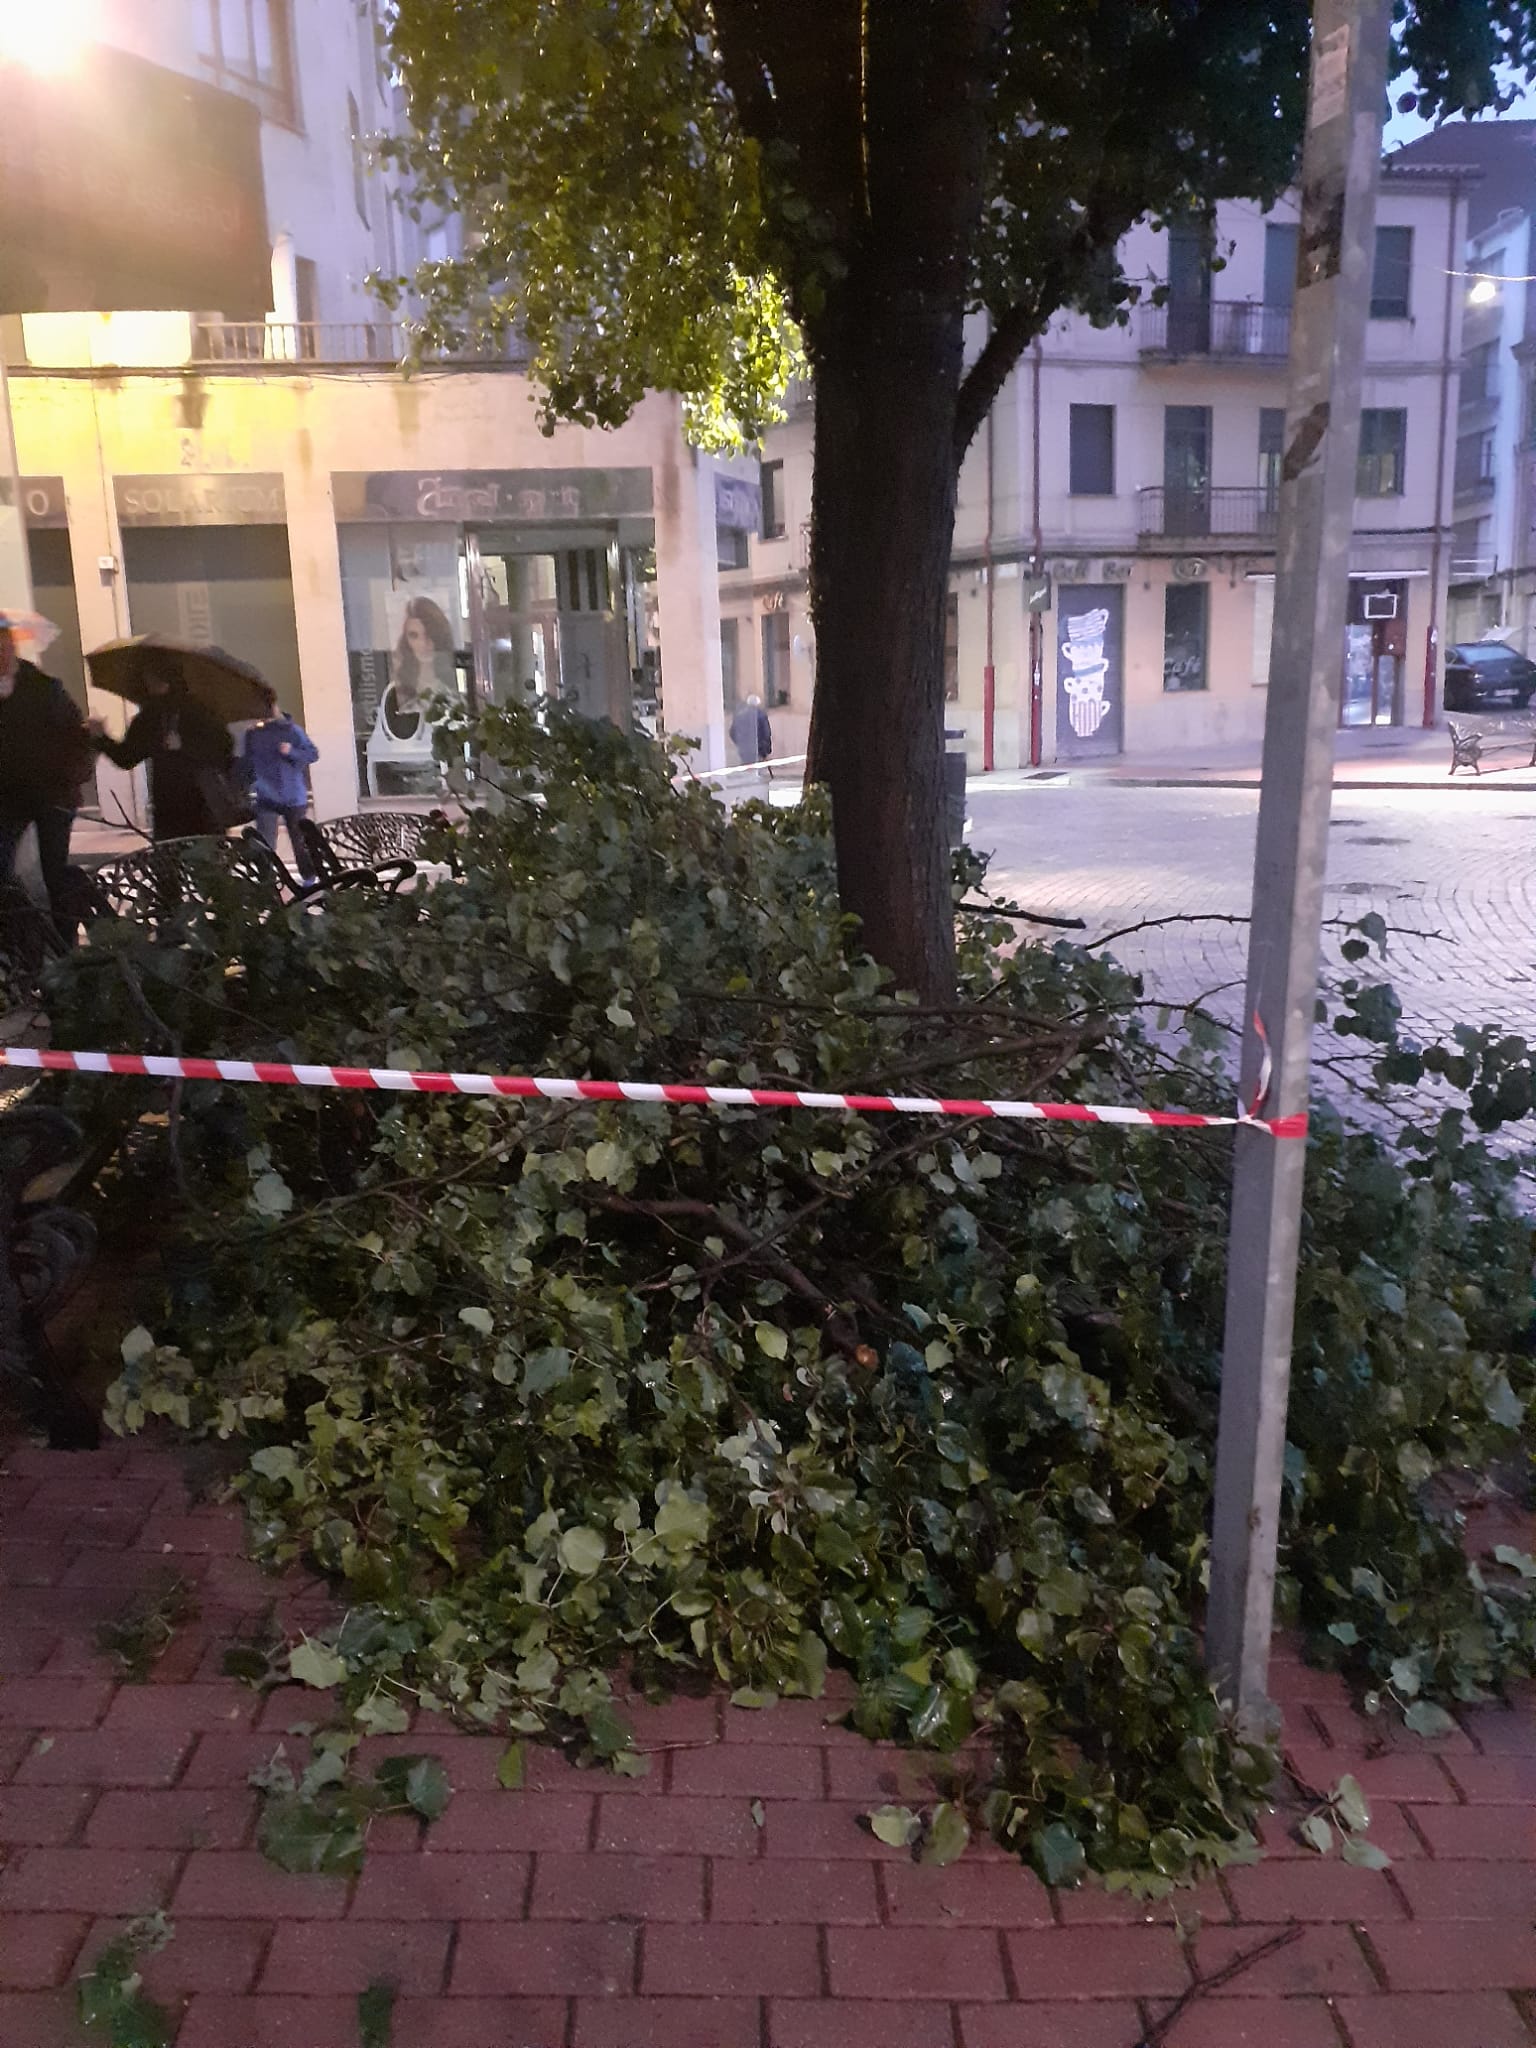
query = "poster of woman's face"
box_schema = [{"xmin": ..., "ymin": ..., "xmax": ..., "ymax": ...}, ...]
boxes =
[{"xmin": 385, "ymin": 596, "xmax": 458, "ymax": 739}]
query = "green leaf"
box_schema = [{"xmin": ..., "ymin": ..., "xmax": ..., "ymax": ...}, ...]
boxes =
[
  {"xmin": 358, "ymin": 1979, "xmax": 398, "ymax": 2048},
  {"xmin": 558, "ymin": 1525, "xmax": 607, "ymax": 1576},
  {"xmin": 374, "ymin": 1753, "xmax": 452, "ymax": 1821},
  {"xmin": 921, "ymin": 1800, "xmax": 971, "ymax": 1867},
  {"xmin": 1340, "ymin": 1835, "xmax": 1392, "ymax": 1869},
  {"xmin": 354, "ymin": 1692, "xmax": 411, "ymax": 1736},
  {"xmin": 522, "ymin": 1345, "xmax": 573, "ymax": 1397},
  {"xmin": 288, "ymin": 1639, "xmax": 347, "ymax": 1690},
  {"xmin": 257, "ymin": 1794, "xmax": 367, "ymax": 1874},
  {"xmin": 584, "ymin": 1140, "xmax": 629, "ymax": 1185},
  {"xmin": 458, "ymin": 1306, "xmax": 495, "ymax": 1335},
  {"xmin": 1332, "ymin": 1774, "xmax": 1370, "ymax": 1834},
  {"xmin": 119, "ymin": 1325, "xmax": 156, "ymax": 1367},
  {"xmin": 1299, "ymin": 1813, "xmax": 1335, "ymax": 1855},
  {"xmin": 754, "ymin": 1322, "xmax": 789, "ymax": 1360},
  {"xmin": 1031, "ymin": 1821, "xmax": 1086, "ymax": 1887},
  {"xmin": 497, "ymin": 1741, "xmax": 525, "ymax": 1789},
  {"xmin": 1493, "ymin": 1545, "xmax": 1536, "ymax": 1578},
  {"xmin": 868, "ymin": 1804, "xmax": 922, "ymax": 1848},
  {"xmin": 251, "ymin": 1171, "xmax": 294, "ymax": 1217},
  {"xmin": 1403, "ymin": 1700, "xmax": 1457, "ymax": 1740}
]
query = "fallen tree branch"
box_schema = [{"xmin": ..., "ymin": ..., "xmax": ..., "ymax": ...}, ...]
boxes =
[{"xmin": 1134, "ymin": 1924, "xmax": 1303, "ymax": 2047}]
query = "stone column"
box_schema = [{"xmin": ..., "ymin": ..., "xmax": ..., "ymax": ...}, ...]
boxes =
[
  {"xmin": 281, "ymin": 465, "xmax": 358, "ymax": 819},
  {"xmin": 652, "ymin": 430, "xmax": 726, "ymax": 770}
]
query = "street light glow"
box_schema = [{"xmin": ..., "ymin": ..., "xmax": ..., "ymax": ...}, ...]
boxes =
[
  {"xmin": 0, "ymin": 0, "xmax": 95, "ymax": 73},
  {"xmin": 1469, "ymin": 278, "xmax": 1500, "ymax": 306}
]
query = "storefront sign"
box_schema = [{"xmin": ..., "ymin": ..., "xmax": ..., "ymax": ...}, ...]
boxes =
[
  {"xmin": 1055, "ymin": 585, "xmax": 1124, "ymax": 759},
  {"xmin": 714, "ymin": 474, "xmax": 761, "ymax": 531},
  {"xmin": 0, "ymin": 47, "xmax": 269, "ymax": 317},
  {"xmin": 333, "ymin": 470, "xmax": 655, "ymax": 525},
  {"xmin": 13, "ymin": 478, "xmax": 68, "ymax": 529},
  {"xmin": 114, "ymin": 475, "xmax": 287, "ymax": 528}
]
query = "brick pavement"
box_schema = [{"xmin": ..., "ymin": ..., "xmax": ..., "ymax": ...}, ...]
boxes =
[{"xmin": 2, "ymin": 1437, "xmax": 1534, "ymax": 2047}]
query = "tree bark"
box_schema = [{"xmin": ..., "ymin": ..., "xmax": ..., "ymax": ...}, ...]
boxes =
[{"xmin": 801, "ymin": 0, "xmax": 1004, "ymax": 1002}]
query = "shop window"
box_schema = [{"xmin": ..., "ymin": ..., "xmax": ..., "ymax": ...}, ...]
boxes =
[
  {"xmin": 1263, "ymin": 223, "xmax": 1299, "ymax": 310},
  {"xmin": 1370, "ymin": 226, "xmax": 1413, "ymax": 320},
  {"xmin": 1357, "ymin": 409, "xmax": 1407, "ymax": 497},
  {"xmin": 944, "ymin": 592, "xmax": 960, "ymax": 701},
  {"xmin": 1069, "ymin": 406, "xmax": 1114, "ymax": 496},
  {"xmin": 761, "ymin": 608, "xmax": 792, "ymax": 707},
  {"xmin": 760, "ymin": 460, "xmax": 786, "ymax": 540},
  {"xmin": 198, "ymin": 0, "xmax": 298, "ymax": 127},
  {"xmin": 1163, "ymin": 582, "xmax": 1209, "ymax": 692}
]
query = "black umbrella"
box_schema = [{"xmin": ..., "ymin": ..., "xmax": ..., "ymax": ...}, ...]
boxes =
[{"xmin": 86, "ymin": 636, "xmax": 271, "ymax": 725}]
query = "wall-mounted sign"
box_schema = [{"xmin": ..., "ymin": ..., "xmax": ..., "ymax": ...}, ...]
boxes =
[
  {"xmin": 1024, "ymin": 572, "xmax": 1053, "ymax": 613},
  {"xmin": 4, "ymin": 478, "xmax": 68, "ymax": 529},
  {"xmin": 114, "ymin": 475, "xmax": 287, "ymax": 527},
  {"xmin": 714, "ymin": 474, "xmax": 762, "ymax": 531},
  {"xmin": 0, "ymin": 47, "xmax": 269, "ymax": 317},
  {"xmin": 333, "ymin": 470, "xmax": 656, "ymax": 526},
  {"xmin": 1056, "ymin": 586, "xmax": 1124, "ymax": 759},
  {"xmin": 1048, "ymin": 558, "xmax": 1090, "ymax": 583},
  {"xmin": 1171, "ymin": 557, "xmax": 1209, "ymax": 581},
  {"xmin": 1100, "ymin": 560, "xmax": 1134, "ymax": 582}
]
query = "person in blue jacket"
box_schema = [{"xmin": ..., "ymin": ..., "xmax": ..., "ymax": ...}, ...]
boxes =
[{"xmin": 239, "ymin": 686, "xmax": 319, "ymax": 882}]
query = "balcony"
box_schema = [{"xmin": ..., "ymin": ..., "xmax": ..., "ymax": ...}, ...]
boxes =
[
  {"xmin": 1137, "ymin": 300, "xmax": 1291, "ymax": 360},
  {"xmin": 192, "ymin": 320, "xmax": 529, "ymax": 370},
  {"xmin": 1138, "ymin": 486, "xmax": 1279, "ymax": 541}
]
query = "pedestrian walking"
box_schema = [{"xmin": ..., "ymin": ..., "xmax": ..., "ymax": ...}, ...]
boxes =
[
  {"xmin": 0, "ymin": 614, "xmax": 94, "ymax": 936},
  {"xmin": 729, "ymin": 693, "xmax": 773, "ymax": 765},
  {"xmin": 239, "ymin": 686, "xmax": 320, "ymax": 882},
  {"xmin": 89, "ymin": 653, "xmax": 243, "ymax": 841}
]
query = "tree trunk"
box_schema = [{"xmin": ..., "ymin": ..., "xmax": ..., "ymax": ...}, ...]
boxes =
[
  {"xmin": 805, "ymin": 299, "xmax": 966, "ymax": 1002},
  {"xmin": 800, "ymin": 0, "xmax": 1003, "ymax": 1003}
]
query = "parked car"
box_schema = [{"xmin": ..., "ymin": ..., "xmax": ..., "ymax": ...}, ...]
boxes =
[{"xmin": 1443, "ymin": 642, "xmax": 1536, "ymax": 711}]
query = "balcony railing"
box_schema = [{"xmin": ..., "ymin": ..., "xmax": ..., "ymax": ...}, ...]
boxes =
[
  {"xmin": 1138, "ymin": 486, "xmax": 1279, "ymax": 539},
  {"xmin": 191, "ymin": 320, "xmax": 529, "ymax": 369},
  {"xmin": 1137, "ymin": 300, "xmax": 1291, "ymax": 359}
]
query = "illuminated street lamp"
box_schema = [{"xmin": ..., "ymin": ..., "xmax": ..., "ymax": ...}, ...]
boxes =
[
  {"xmin": 0, "ymin": 0, "xmax": 97, "ymax": 74},
  {"xmin": 1468, "ymin": 277, "xmax": 1500, "ymax": 306}
]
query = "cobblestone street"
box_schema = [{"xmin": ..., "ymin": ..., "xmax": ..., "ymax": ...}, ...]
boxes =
[{"xmin": 972, "ymin": 783, "xmax": 1536, "ymax": 1048}]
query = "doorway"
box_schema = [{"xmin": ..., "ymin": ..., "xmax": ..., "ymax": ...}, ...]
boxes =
[
  {"xmin": 465, "ymin": 536, "xmax": 563, "ymax": 712},
  {"xmin": 1340, "ymin": 579, "xmax": 1407, "ymax": 727}
]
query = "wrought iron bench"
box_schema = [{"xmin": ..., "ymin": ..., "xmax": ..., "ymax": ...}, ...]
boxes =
[
  {"xmin": 1447, "ymin": 718, "xmax": 1536, "ymax": 777},
  {"xmin": 86, "ymin": 833, "xmax": 299, "ymax": 926}
]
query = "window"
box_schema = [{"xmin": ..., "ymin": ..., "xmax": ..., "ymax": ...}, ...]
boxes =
[
  {"xmin": 198, "ymin": 0, "xmax": 297, "ymax": 124},
  {"xmin": 944, "ymin": 592, "xmax": 960, "ymax": 702},
  {"xmin": 1455, "ymin": 432, "xmax": 1495, "ymax": 495},
  {"xmin": 1163, "ymin": 405, "xmax": 1211, "ymax": 535},
  {"xmin": 760, "ymin": 460, "xmax": 785, "ymax": 540},
  {"xmin": 1462, "ymin": 340, "xmax": 1498, "ymax": 407},
  {"xmin": 719, "ymin": 618, "xmax": 740, "ymax": 706},
  {"xmin": 761, "ymin": 609, "xmax": 792, "ymax": 707},
  {"xmin": 1357, "ymin": 409, "xmax": 1407, "ymax": 497},
  {"xmin": 717, "ymin": 525, "xmax": 750, "ymax": 570},
  {"xmin": 1370, "ymin": 226, "xmax": 1413, "ymax": 320},
  {"xmin": 1069, "ymin": 406, "xmax": 1115, "ymax": 495},
  {"xmin": 1258, "ymin": 408, "xmax": 1285, "ymax": 504},
  {"xmin": 1167, "ymin": 219, "xmax": 1213, "ymax": 352},
  {"xmin": 1163, "ymin": 582, "xmax": 1209, "ymax": 693},
  {"xmin": 1263, "ymin": 224, "xmax": 1299, "ymax": 310},
  {"xmin": 349, "ymin": 92, "xmax": 369, "ymax": 227}
]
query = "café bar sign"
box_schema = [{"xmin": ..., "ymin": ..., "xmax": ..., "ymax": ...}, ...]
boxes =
[
  {"xmin": 114, "ymin": 475, "xmax": 287, "ymax": 527},
  {"xmin": 0, "ymin": 478, "xmax": 68, "ymax": 530},
  {"xmin": 332, "ymin": 469, "xmax": 656, "ymax": 525}
]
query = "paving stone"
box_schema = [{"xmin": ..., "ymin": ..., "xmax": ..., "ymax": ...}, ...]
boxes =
[
  {"xmin": 0, "ymin": 1916, "xmax": 88, "ymax": 1990},
  {"xmin": 259, "ymin": 1918, "xmax": 451, "ymax": 1994},
  {"xmin": 1004, "ymin": 1925, "xmax": 1191, "ymax": 2001},
  {"xmin": 829, "ymin": 1926, "xmax": 1009, "ymax": 2002},
  {"xmin": 882, "ymin": 1860, "xmax": 1055, "ymax": 1927},
  {"xmin": 350, "ymin": 1850, "xmax": 531, "ymax": 1919},
  {"xmin": 573, "ymin": 1996, "xmax": 762, "ymax": 2047},
  {"xmin": 451, "ymin": 1922, "xmax": 636, "ymax": 1997},
  {"xmin": 709, "ymin": 1856, "xmax": 877, "ymax": 1924},
  {"xmin": 1334, "ymin": 1992, "xmax": 1533, "ymax": 2048},
  {"xmin": 84, "ymin": 1787, "xmax": 257, "ymax": 1851},
  {"xmin": 175, "ymin": 1994, "xmax": 362, "ymax": 2047},
  {"xmin": 171, "ymin": 1850, "xmax": 350, "ymax": 1920},
  {"xmin": 0, "ymin": 1847, "xmax": 180, "ymax": 1915},
  {"xmin": 0, "ymin": 1786, "xmax": 97, "ymax": 1847},
  {"xmin": 1362, "ymin": 1921, "xmax": 1536, "ymax": 1994},
  {"xmin": 643, "ymin": 1923, "xmax": 821, "ymax": 1997},
  {"xmin": 773, "ymin": 2002, "xmax": 959, "ymax": 2048},
  {"xmin": 530, "ymin": 1850, "xmax": 704, "ymax": 1922}
]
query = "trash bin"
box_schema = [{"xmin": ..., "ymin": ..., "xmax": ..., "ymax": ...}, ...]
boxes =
[{"xmin": 943, "ymin": 730, "xmax": 967, "ymax": 848}]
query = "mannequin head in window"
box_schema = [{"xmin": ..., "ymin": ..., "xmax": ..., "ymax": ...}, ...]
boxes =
[{"xmin": 392, "ymin": 598, "xmax": 456, "ymax": 706}]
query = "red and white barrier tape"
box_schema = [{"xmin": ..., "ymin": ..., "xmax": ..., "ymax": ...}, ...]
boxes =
[{"xmin": 0, "ymin": 1047, "xmax": 1308, "ymax": 1138}]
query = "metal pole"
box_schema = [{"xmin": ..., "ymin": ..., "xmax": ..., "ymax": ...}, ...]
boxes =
[
  {"xmin": 1206, "ymin": 0, "xmax": 1393, "ymax": 1721},
  {"xmin": 1422, "ymin": 176, "xmax": 1461, "ymax": 726},
  {"xmin": 1028, "ymin": 339, "xmax": 1044, "ymax": 767}
]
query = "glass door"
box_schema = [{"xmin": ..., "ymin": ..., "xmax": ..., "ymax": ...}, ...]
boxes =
[{"xmin": 465, "ymin": 534, "xmax": 564, "ymax": 714}]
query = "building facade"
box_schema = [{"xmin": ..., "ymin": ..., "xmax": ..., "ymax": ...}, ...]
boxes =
[
  {"xmin": 3, "ymin": 1, "xmax": 743, "ymax": 819},
  {"xmin": 723, "ymin": 163, "xmax": 1469, "ymax": 767}
]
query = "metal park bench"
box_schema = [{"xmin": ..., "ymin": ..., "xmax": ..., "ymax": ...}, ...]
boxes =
[{"xmin": 1447, "ymin": 717, "xmax": 1536, "ymax": 777}]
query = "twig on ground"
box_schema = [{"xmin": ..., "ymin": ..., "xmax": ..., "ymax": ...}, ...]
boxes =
[{"xmin": 1134, "ymin": 1924, "xmax": 1303, "ymax": 2046}]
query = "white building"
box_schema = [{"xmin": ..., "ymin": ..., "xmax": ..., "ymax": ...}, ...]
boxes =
[
  {"xmin": 722, "ymin": 161, "xmax": 1470, "ymax": 767},
  {"xmin": 3, "ymin": 0, "xmax": 740, "ymax": 819}
]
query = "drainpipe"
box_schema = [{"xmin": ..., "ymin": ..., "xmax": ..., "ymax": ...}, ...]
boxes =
[
  {"xmin": 1423, "ymin": 177, "xmax": 1460, "ymax": 726},
  {"xmin": 1028, "ymin": 337, "xmax": 1044, "ymax": 766},
  {"xmin": 982, "ymin": 370, "xmax": 996, "ymax": 771}
]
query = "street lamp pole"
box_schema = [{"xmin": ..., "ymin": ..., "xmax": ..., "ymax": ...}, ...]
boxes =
[{"xmin": 1205, "ymin": 0, "xmax": 1394, "ymax": 1721}]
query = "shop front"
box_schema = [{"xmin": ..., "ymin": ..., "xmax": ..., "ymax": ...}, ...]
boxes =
[
  {"xmin": 332, "ymin": 469, "xmax": 657, "ymax": 796},
  {"xmin": 1341, "ymin": 576, "xmax": 1409, "ymax": 727}
]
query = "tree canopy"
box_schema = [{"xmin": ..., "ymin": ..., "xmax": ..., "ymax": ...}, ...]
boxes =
[{"xmin": 381, "ymin": 0, "xmax": 1522, "ymax": 452}]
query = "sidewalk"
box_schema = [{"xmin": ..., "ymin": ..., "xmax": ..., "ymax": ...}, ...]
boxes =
[
  {"xmin": 1053, "ymin": 722, "xmax": 1536, "ymax": 793},
  {"xmin": 2, "ymin": 1434, "xmax": 1533, "ymax": 2048}
]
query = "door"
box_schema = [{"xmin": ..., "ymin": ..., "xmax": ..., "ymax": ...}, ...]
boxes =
[
  {"xmin": 1341, "ymin": 580, "xmax": 1406, "ymax": 726},
  {"xmin": 1055, "ymin": 585, "xmax": 1124, "ymax": 758},
  {"xmin": 466, "ymin": 535, "xmax": 563, "ymax": 713},
  {"xmin": 1164, "ymin": 407, "xmax": 1212, "ymax": 539},
  {"xmin": 1166, "ymin": 221, "xmax": 1212, "ymax": 353}
]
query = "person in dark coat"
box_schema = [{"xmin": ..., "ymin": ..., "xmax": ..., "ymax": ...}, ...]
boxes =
[
  {"xmin": 729, "ymin": 693, "xmax": 773, "ymax": 765},
  {"xmin": 0, "ymin": 616, "xmax": 94, "ymax": 934},
  {"xmin": 89, "ymin": 656, "xmax": 237, "ymax": 841},
  {"xmin": 238, "ymin": 685, "xmax": 320, "ymax": 882}
]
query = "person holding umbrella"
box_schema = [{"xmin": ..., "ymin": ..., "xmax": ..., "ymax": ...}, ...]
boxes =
[
  {"xmin": 0, "ymin": 612, "xmax": 94, "ymax": 935},
  {"xmin": 86, "ymin": 638, "xmax": 263, "ymax": 842}
]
